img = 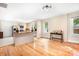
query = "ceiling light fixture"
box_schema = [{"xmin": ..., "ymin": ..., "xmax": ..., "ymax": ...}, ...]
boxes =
[{"xmin": 42, "ymin": 4, "xmax": 52, "ymax": 9}]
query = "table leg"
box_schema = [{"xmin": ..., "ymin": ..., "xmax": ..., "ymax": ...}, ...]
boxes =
[
  {"xmin": 50, "ymin": 34, "xmax": 51, "ymax": 40},
  {"xmin": 61, "ymin": 34, "xmax": 63, "ymax": 43}
]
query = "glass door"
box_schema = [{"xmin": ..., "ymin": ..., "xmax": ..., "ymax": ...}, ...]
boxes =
[
  {"xmin": 73, "ymin": 18, "xmax": 79, "ymax": 34},
  {"xmin": 68, "ymin": 18, "xmax": 79, "ymax": 43}
]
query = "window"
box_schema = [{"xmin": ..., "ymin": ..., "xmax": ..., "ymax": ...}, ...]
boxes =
[
  {"xmin": 44, "ymin": 22, "xmax": 48, "ymax": 32},
  {"xmin": 74, "ymin": 18, "xmax": 79, "ymax": 34}
]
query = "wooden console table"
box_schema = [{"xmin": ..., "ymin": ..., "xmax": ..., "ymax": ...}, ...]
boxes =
[
  {"xmin": 0, "ymin": 32, "xmax": 3, "ymax": 38},
  {"xmin": 50, "ymin": 32, "xmax": 63, "ymax": 42}
]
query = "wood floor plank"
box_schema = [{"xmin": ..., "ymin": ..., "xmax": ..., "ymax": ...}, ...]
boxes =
[
  {"xmin": 0, "ymin": 38, "xmax": 79, "ymax": 56},
  {"xmin": 27, "ymin": 44, "xmax": 51, "ymax": 56}
]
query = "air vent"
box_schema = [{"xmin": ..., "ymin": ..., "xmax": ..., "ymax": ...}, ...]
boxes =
[{"xmin": 0, "ymin": 3, "xmax": 7, "ymax": 8}]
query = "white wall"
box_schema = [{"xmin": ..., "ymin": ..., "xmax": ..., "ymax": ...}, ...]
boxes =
[
  {"xmin": 0, "ymin": 20, "xmax": 26, "ymax": 37},
  {"xmin": 41, "ymin": 11, "xmax": 79, "ymax": 43},
  {"xmin": 28, "ymin": 14, "xmax": 68, "ymax": 42},
  {"xmin": 41, "ymin": 15, "xmax": 68, "ymax": 41},
  {"xmin": 0, "ymin": 20, "xmax": 16, "ymax": 37},
  {"xmin": 37, "ymin": 21, "xmax": 42, "ymax": 38}
]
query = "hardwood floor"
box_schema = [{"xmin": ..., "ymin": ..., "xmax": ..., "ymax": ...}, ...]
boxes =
[{"xmin": 0, "ymin": 38, "xmax": 79, "ymax": 56}]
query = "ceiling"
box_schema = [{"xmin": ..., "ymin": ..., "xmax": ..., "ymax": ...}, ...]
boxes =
[{"xmin": 0, "ymin": 3, "xmax": 79, "ymax": 23}]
